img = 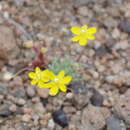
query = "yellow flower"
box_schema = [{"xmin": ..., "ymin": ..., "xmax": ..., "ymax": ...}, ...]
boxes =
[
  {"xmin": 39, "ymin": 70, "xmax": 72, "ymax": 96},
  {"xmin": 28, "ymin": 67, "xmax": 50, "ymax": 88},
  {"xmin": 71, "ymin": 25, "xmax": 97, "ymax": 46}
]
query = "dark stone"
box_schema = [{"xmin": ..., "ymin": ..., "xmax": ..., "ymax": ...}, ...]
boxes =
[
  {"xmin": 0, "ymin": 83, "xmax": 8, "ymax": 95},
  {"xmin": 52, "ymin": 109, "xmax": 68, "ymax": 128},
  {"xmin": 90, "ymin": 89, "xmax": 104, "ymax": 107},
  {"xmin": 11, "ymin": 88, "xmax": 26, "ymax": 99},
  {"xmin": 0, "ymin": 104, "xmax": 12, "ymax": 117},
  {"xmin": 107, "ymin": 116, "xmax": 122, "ymax": 130},
  {"xmin": 119, "ymin": 86, "xmax": 129, "ymax": 94},
  {"xmin": 119, "ymin": 21, "xmax": 130, "ymax": 33},
  {"xmin": 95, "ymin": 45, "xmax": 109, "ymax": 57}
]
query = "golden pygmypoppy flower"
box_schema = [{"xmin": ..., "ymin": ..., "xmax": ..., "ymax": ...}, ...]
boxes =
[
  {"xmin": 39, "ymin": 70, "xmax": 72, "ymax": 96},
  {"xmin": 28, "ymin": 67, "xmax": 50, "ymax": 88},
  {"xmin": 71, "ymin": 25, "xmax": 97, "ymax": 46}
]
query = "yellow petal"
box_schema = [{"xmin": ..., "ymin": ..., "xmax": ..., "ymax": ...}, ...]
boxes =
[
  {"xmin": 38, "ymin": 81, "xmax": 45, "ymax": 88},
  {"xmin": 79, "ymin": 38, "xmax": 87, "ymax": 46},
  {"xmin": 87, "ymin": 35, "xmax": 95, "ymax": 40},
  {"xmin": 71, "ymin": 35, "xmax": 80, "ymax": 42},
  {"xmin": 58, "ymin": 70, "xmax": 65, "ymax": 79},
  {"xmin": 87, "ymin": 27, "xmax": 97, "ymax": 34},
  {"xmin": 45, "ymin": 71, "xmax": 56, "ymax": 80},
  {"xmin": 28, "ymin": 72, "xmax": 36, "ymax": 79},
  {"xmin": 46, "ymin": 82, "xmax": 56, "ymax": 88},
  {"xmin": 31, "ymin": 80, "xmax": 37, "ymax": 85},
  {"xmin": 49, "ymin": 87, "xmax": 59, "ymax": 96},
  {"xmin": 71, "ymin": 26, "xmax": 80, "ymax": 35},
  {"xmin": 59, "ymin": 84, "xmax": 67, "ymax": 92},
  {"xmin": 42, "ymin": 70, "xmax": 51, "ymax": 82},
  {"xmin": 81, "ymin": 25, "xmax": 88, "ymax": 31},
  {"xmin": 35, "ymin": 67, "xmax": 41, "ymax": 73},
  {"xmin": 61, "ymin": 76, "xmax": 72, "ymax": 84},
  {"xmin": 38, "ymin": 82, "xmax": 52, "ymax": 88}
]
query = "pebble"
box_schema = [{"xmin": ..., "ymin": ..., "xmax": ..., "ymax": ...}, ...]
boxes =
[
  {"xmin": 119, "ymin": 21, "xmax": 130, "ymax": 33},
  {"xmin": 0, "ymin": 104, "xmax": 12, "ymax": 117},
  {"xmin": 90, "ymin": 90, "xmax": 104, "ymax": 107},
  {"xmin": 66, "ymin": 92, "xmax": 74, "ymax": 99},
  {"xmin": 114, "ymin": 90, "xmax": 130, "ymax": 125},
  {"xmin": 22, "ymin": 114, "xmax": 32, "ymax": 122},
  {"xmin": 3, "ymin": 71, "xmax": 13, "ymax": 81},
  {"xmin": 0, "ymin": 82, "xmax": 8, "ymax": 95},
  {"xmin": 36, "ymin": 87, "xmax": 49, "ymax": 98},
  {"xmin": 11, "ymin": 88, "xmax": 26, "ymax": 99},
  {"xmin": 33, "ymin": 102, "xmax": 46, "ymax": 114},
  {"xmin": 16, "ymin": 98, "xmax": 26, "ymax": 105},
  {"xmin": 48, "ymin": 119, "xmax": 55, "ymax": 129},
  {"xmin": 52, "ymin": 109, "xmax": 68, "ymax": 128},
  {"xmin": 81, "ymin": 105, "xmax": 110, "ymax": 130},
  {"xmin": 112, "ymin": 28, "xmax": 120, "ymax": 39},
  {"xmin": 3, "ymin": 11, "xmax": 10, "ymax": 19},
  {"xmin": 26, "ymin": 86, "xmax": 35, "ymax": 97},
  {"xmin": 106, "ymin": 116, "xmax": 123, "ymax": 130},
  {"xmin": 9, "ymin": 104, "xmax": 17, "ymax": 112},
  {"xmin": 63, "ymin": 106, "xmax": 76, "ymax": 114},
  {"xmin": 72, "ymin": 93, "xmax": 90, "ymax": 110},
  {"xmin": 114, "ymin": 40, "xmax": 128, "ymax": 50},
  {"xmin": 77, "ymin": 6, "xmax": 89, "ymax": 16}
]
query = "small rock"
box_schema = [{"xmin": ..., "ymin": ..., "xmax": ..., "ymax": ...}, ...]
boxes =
[
  {"xmin": 114, "ymin": 40, "xmax": 129, "ymax": 50},
  {"xmin": 22, "ymin": 114, "xmax": 32, "ymax": 122},
  {"xmin": 72, "ymin": 93, "xmax": 90, "ymax": 110},
  {"xmin": 77, "ymin": 6, "xmax": 89, "ymax": 16},
  {"xmin": 36, "ymin": 87, "xmax": 49, "ymax": 98},
  {"xmin": 11, "ymin": 88, "xmax": 26, "ymax": 99},
  {"xmin": 103, "ymin": 17, "xmax": 118, "ymax": 28},
  {"xmin": 0, "ymin": 25, "xmax": 18, "ymax": 66},
  {"xmin": 63, "ymin": 106, "xmax": 76, "ymax": 114},
  {"xmin": 68, "ymin": 124, "xmax": 77, "ymax": 130},
  {"xmin": 16, "ymin": 98, "xmax": 26, "ymax": 105},
  {"xmin": 107, "ymin": 116, "xmax": 123, "ymax": 130},
  {"xmin": 26, "ymin": 86, "xmax": 35, "ymax": 97},
  {"xmin": 66, "ymin": 92, "xmax": 74, "ymax": 99},
  {"xmin": 90, "ymin": 90, "xmax": 104, "ymax": 107},
  {"xmin": 33, "ymin": 102, "xmax": 46, "ymax": 114},
  {"xmin": 52, "ymin": 109, "xmax": 68, "ymax": 128},
  {"xmin": 95, "ymin": 45, "xmax": 108, "ymax": 57},
  {"xmin": 46, "ymin": 104, "xmax": 53, "ymax": 112},
  {"xmin": 105, "ymin": 71, "xmax": 130, "ymax": 86},
  {"xmin": 9, "ymin": 104, "xmax": 17, "ymax": 112},
  {"xmin": 114, "ymin": 89, "xmax": 130, "ymax": 125},
  {"xmin": 3, "ymin": 71, "xmax": 13, "ymax": 81},
  {"xmin": 81, "ymin": 104, "xmax": 110, "ymax": 130},
  {"xmin": 48, "ymin": 119, "xmax": 55, "ymax": 129},
  {"xmin": 0, "ymin": 82, "xmax": 8, "ymax": 95},
  {"xmin": 119, "ymin": 21, "xmax": 130, "ymax": 33},
  {"xmin": 112, "ymin": 28, "xmax": 120, "ymax": 39},
  {"xmin": 0, "ymin": 104, "xmax": 12, "ymax": 117}
]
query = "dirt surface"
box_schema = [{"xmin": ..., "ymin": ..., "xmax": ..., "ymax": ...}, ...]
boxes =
[{"xmin": 0, "ymin": 0, "xmax": 130, "ymax": 130}]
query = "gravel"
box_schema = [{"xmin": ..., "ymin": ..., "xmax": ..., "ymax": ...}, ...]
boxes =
[{"xmin": 0, "ymin": 0, "xmax": 130, "ymax": 129}]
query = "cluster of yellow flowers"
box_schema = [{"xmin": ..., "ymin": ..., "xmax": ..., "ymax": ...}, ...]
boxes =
[
  {"xmin": 28, "ymin": 25, "xmax": 97, "ymax": 96},
  {"xmin": 28, "ymin": 67, "xmax": 72, "ymax": 96}
]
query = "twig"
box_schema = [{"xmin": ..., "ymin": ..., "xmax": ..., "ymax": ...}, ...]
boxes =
[
  {"xmin": 10, "ymin": 66, "xmax": 33, "ymax": 80},
  {"xmin": 7, "ymin": 18, "xmax": 32, "ymax": 40}
]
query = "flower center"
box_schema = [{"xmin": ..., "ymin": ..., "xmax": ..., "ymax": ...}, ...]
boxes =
[
  {"xmin": 54, "ymin": 78, "xmax": 59, "ymax": 82},
  {"xmin": 81, "ymin": 29, "xmax": 86, "ymax": 33}
]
